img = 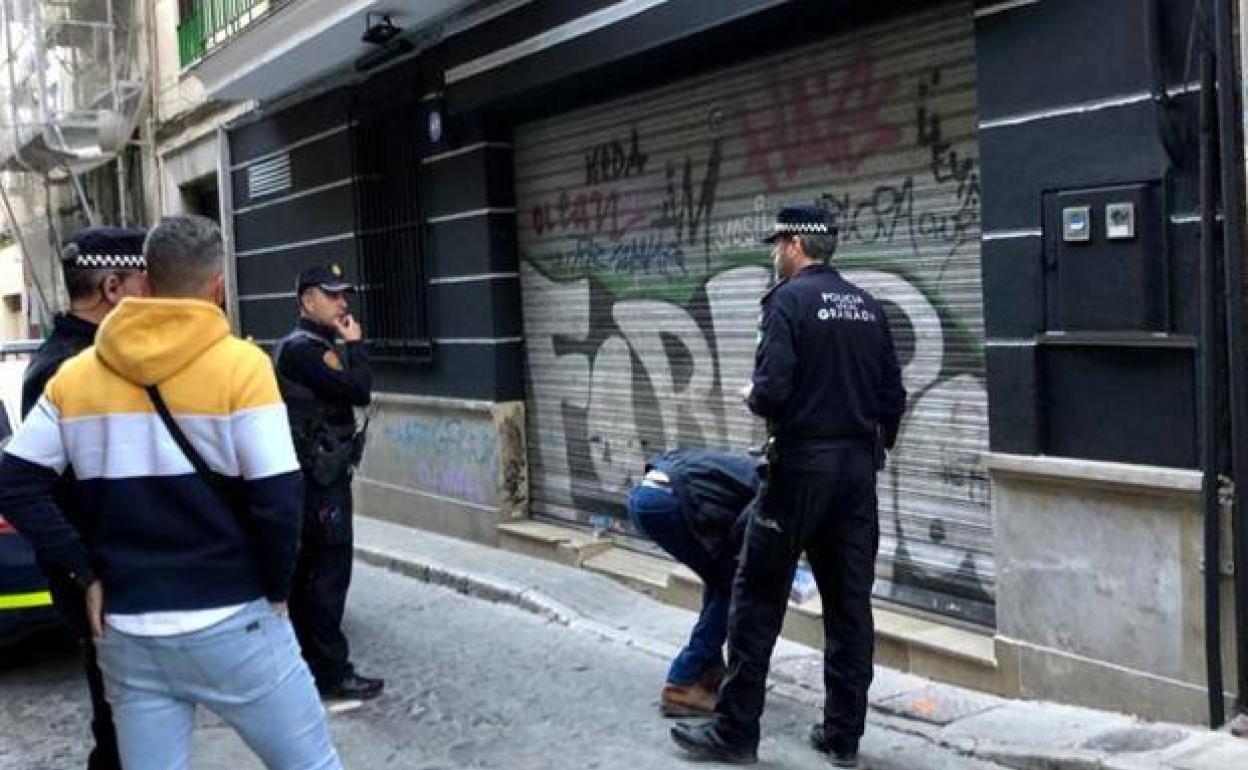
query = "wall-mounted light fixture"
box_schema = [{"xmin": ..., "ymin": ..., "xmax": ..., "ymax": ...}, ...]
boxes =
[
  {"xmin": 361, "ymin": 13, "xmax": 401, "ymax": 45},
  {"xmin": 355, "ymin": 13, "xmax": 413, "ymax": 72}
]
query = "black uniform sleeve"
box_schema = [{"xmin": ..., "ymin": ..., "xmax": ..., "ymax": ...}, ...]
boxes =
[
  {"xmin": 20, "ymin": 364, "xmax": 46, "ymax": 419},
  {"xmin": 280, "ymin": 339, "xmax": 372, "ymax": 406},
  {"xmin": 748, "ymin": 291, "xmax": 798, "ymax": 420},
  {"xmin": 20, "ymin": 349, "xmax": 63, "ymax": 419},
  {"xmin": 877, "ymin": 312, "xmax": 907, "ymax": 449},
  {"xmin": 0, "ymin": 453, "xmax": 94, "ymax": 587}
]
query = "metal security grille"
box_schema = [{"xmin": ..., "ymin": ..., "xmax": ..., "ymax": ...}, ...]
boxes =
[
  {"xmin": 350, "ymin": 98, "xmax": 432, "ymax": 361},
  {"xmin": 514, "ymin": 2, "xmax": 992, "ymax": 625}
]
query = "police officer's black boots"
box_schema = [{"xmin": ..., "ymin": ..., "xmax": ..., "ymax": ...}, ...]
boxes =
[
  {"xmin": 810, "ymin": 724, "xmax": 859, "ymax": 768},
  {"xmin": 319, "ymin": 672, "xmax": 384, "ymax": 701},
  {"xmin": 670, "ymin": 721, "xmax": 758, "ymax": 764}
]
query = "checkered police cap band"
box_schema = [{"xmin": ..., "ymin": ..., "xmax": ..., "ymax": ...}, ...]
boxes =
[
  {"xmin": 72, "ymin": 253, "xmax": 146, "ymax": 270},
  {"xmin": 772, "ymin": 221, "xmax": 832, "ymax": 236}
]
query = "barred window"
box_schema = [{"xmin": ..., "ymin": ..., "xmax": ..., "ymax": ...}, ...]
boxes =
[{"xmin": 350, "ymin": 97, "xmax": 433, "ymax": 362}]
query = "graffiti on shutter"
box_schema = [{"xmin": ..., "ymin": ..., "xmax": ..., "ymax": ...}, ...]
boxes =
[{"xmin": 516, "ymin": 3, "xmax": 992, "ymax": 624}]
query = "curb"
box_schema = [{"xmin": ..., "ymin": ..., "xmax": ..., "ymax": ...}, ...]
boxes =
[{"xmin": 353, "ymin": 543, "xmax": 1201, "ymax": 770}]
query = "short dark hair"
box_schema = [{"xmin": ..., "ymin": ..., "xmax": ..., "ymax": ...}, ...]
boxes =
[
  {"xmin": 143, "ymin": 215, "xmax": 223, "ymax": 297},
  {"xmin": 798, "ymin": 231, "xmax": 839, "ymax": 263}
]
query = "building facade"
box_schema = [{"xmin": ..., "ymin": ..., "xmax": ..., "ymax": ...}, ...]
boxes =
[{"xmin": 169, "ymin": 0, "xmax": 1246, "ymax": 725}]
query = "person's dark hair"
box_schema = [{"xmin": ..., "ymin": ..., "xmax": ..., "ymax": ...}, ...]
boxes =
[
  {"xmin": 60, "ymin": 243, "xmax": 133, "ymax": 302},
  {"xmin": 798, "ymin": 231, "xmax": 839, "ymax": 263},
  {"xmin": 143, "ymin": 215, "xmax": 223, "ymax": 297}
]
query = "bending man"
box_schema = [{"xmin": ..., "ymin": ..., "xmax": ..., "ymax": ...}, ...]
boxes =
[{"xmin": 627, "ymin": 448, "xmax": 758, "ymax": 717}]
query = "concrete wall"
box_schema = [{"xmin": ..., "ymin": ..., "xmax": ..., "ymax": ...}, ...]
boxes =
[
  {"xmin": 0, "ymin": 243, "xmax": 27, "ymax": 340},
  {"xmin": 355, "ymin": 394, "xmax": 528, "ymax": 545},
  {"xmin": 149, "ymin": 0, "xmax": 253, "ymax": 218},
  {"xmin": 987, "ymin": 454, "xmax": 1238, "ymax": 724}
]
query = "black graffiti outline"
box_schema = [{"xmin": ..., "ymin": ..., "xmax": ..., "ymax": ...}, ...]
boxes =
[{"xmin": 916, "ymin": 66, "xmax": 981, "ymax": 278}]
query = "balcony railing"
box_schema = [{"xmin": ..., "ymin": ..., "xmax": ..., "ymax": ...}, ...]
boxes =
[{"xmin": 177, "ymin": 1, "xmax": 286, "ymax": 69}]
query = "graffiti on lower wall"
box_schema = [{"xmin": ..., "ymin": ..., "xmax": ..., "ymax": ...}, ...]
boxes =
[
  {"xmin": 384, "ymin": 415, "xmax": 499, "ymax": 508},
  {"xmin": 518, "ymin": 41, "xmax": 994, "ymax": 620}
]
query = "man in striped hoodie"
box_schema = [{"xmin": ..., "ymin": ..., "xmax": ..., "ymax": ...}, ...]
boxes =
[{"xmin": 0, "ymin": 215, "xmax": 342, "ymax": 770}]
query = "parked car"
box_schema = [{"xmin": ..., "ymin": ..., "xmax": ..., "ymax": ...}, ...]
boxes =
[{"xmin": 0, "ymin": 351, "xmax": 61, "ymax": 645}]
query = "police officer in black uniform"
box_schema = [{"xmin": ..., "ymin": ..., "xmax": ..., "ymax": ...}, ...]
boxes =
[
  {"xmin": 275, "ymin": 263, "xmax": 384, "ymax": 701},
  {"xmin": 672, "ymin": 205, "xmax": 906, "ymax": 768},
  {"xmin": 20, "ymin": 226, "xmax": 148, "ymax": 770}
]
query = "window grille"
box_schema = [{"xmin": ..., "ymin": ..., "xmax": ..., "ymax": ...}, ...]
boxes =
[{"xmin": 350, "ymin": 97, "xmax": 432, "ymax": 361}]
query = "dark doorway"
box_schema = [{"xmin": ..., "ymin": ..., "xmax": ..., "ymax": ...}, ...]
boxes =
[{"xmin": 180, "ymin": 176, "xmax": 220, "ymax": 222}]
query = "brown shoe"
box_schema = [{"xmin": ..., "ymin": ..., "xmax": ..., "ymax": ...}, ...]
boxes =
[
  {"xmin": 661, "ymin": 681, "xmax": 717, "ymax": 717},
  {"xmin": 699, "ymin": 661, "xmax": 726, "ymax": 691}
]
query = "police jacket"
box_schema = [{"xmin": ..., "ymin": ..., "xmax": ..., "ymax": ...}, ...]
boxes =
[
  {"xmin": 22, "ymin": 313, "xmax": 97, "ymax": 419},
  {"xmin": 646, "ymin": 449, "xmax": 759, "ymax": 558},
  {"xmin": 273, "ymin": 318, "xmax": 372, "ymax": 478},
  {"xmin": 748, "ymin": 265, "xmax": 906, "ymax": 456},
  {"xmin": 19, "ymin": 312, "xmax": 97, "ymax": 535}
]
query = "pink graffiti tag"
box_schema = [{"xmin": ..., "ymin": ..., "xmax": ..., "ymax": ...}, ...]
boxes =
[
  {"xmin": 739, "ymin": 51, "xmax": 903, "ymax": 192},
  {"xmin": 530, "ymin": 187, "xmax": 649, "ymax": 242}
]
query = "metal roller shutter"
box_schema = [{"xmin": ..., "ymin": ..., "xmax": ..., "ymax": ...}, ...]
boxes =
[{"xmin": 516, "ymin": 2, "xmax": 992, "ymax": 625}]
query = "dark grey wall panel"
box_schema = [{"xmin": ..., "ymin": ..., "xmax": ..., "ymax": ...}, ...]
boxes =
[
  {"xmin": 229, "ymin": 88, "xmax": 352, "ymax": 164},
  {"xmin": 1167, "ymin": 221, "xmax": 1201, "ymax": 337},
  {"xmin": 421, "ymin": 147, "xmax": 515, "ymax": 218},
  {"xmin": 239, "ymin": 296, "xmax": 300, "ymax": 342},
  {"xmin": 974, "ymin": 0, "xmax": 1193, "ymax": 123},
  {"xmin": 978, "ymin": 102, "xmax": 1168, "ymax": 233},
  {"xmin": 373, "ymin": 343, "xmax": 525, "ymax": 401},
  {"xmin": 986, "ymin": 344, "xmax": 1040, "ymax": 454},
  {"xmin": 429, "ymin": 278, "xmax": 523, "ymax": 339},
  {"xmin": 448, "ymin": 0, "xmax": 917, "ymax": 116},
  {"xmin": 974, "ymin": 0, "xmax": 1202, "ymax": 468},
  {"xmin": 443, "ymin": 0, "xmax": 609, "ymax": 71},
  {"xmin": 982, "ymin": 237, "xmax": 1043, "ymax": 338},
  {"xmin": 426, "ymin": 215, "xmax": 518, "ymax": 279},
  {"xmin": 1042, "ymin": 346, "xmax": 1196, "ymax": 468},
  {"xmin": 233, "ymin": 185, "xmax": 355, "ymax": 252},
  {"xmin": 235, "ymin": 238, "xmax": 358, "ymax": 296}
]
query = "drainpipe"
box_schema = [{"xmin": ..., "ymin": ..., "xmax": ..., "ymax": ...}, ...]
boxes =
[
  {"xmin": 1199, "ymin": 9, "xmax": 1225, "ymax": 726},
  {"xmin": 1214, "ymin": 0, "xmax": 1248, "ymax": 720}
]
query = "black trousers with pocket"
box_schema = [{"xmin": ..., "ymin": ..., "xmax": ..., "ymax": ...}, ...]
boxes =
[
  {"xmin": 714, "ymin": 444, "xmax": 880, "ymax": 749},
  {"xmin": 289, "ymin": 478, "xmax": 356, "ymax": 688},
  {"xmin": 42, "ymin": 567, "xmax": 121, "ymax": 770}
]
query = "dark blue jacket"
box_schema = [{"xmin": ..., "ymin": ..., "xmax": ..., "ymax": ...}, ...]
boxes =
[
  {"xmin": 20, "ymin": 314, "xmax": 98, "ymax": 535},
  {"xmin": 749, "ymin": 265, "xmax": 906, "ymax": 455},
  {"xmin": 647, "ymin": 449, "xmax": 759, "ymax": 557}
]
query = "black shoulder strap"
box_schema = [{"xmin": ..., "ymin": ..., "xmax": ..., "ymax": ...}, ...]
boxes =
[{"xmin": 145, "ymin": 385, "xmax": 233, "ymax": 508}]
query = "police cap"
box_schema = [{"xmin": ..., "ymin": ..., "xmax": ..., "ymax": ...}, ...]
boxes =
[
  {"xmin": 61, "ymin": 226, "xmax": 147, "ymax": 271},
  {"xmin": 296, "ymin": 263, "xmax": 354, "ymax": 294},
  {"xmin": 761, "ymin": 204, "xmax": 838, "ymax": 244}
]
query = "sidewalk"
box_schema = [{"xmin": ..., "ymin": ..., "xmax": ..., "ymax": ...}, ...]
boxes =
[{"xmin": 354, "ymin": 516, "xmax": 1248, "ymax": 770}]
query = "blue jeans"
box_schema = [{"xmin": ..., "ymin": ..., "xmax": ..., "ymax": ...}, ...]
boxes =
[
  {"xmin": 628, "ymin": 483, "xmax": 734, "ymax": 686},
  {"xmin": 95, "ymin": 599, "xmax": 342, "ymax": 770}
]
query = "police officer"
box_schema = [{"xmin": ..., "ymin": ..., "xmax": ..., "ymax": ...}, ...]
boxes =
[
  {"xmin": 626, "ymin": 449, "xmax": 759, "ymax": 717},
  {"xmin": 20, "ymin": 226, "xmax": 148, "ymax": 770},
  {"xmin": 671, "ymin": 205, "xmax": 906, "ymax": 768},
  {"xmin": 275, "ymin": 263, "xmax": 383, "ymax": 701}
]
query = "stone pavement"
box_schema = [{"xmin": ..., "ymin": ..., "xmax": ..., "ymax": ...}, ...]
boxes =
[{"xmin": 354, "ymin": 516, "xmax": 1248, "ymax": 770}]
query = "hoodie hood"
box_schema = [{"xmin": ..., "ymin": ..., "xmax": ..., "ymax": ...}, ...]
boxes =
[{"xmin": 95, "ymin": 298, "xmax": 231, "ymax": 386}]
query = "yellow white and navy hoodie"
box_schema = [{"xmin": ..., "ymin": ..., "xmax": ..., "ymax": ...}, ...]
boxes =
[{"xmin": 0, "ymin": 298, "xmax": 303, "ymax": 613}]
